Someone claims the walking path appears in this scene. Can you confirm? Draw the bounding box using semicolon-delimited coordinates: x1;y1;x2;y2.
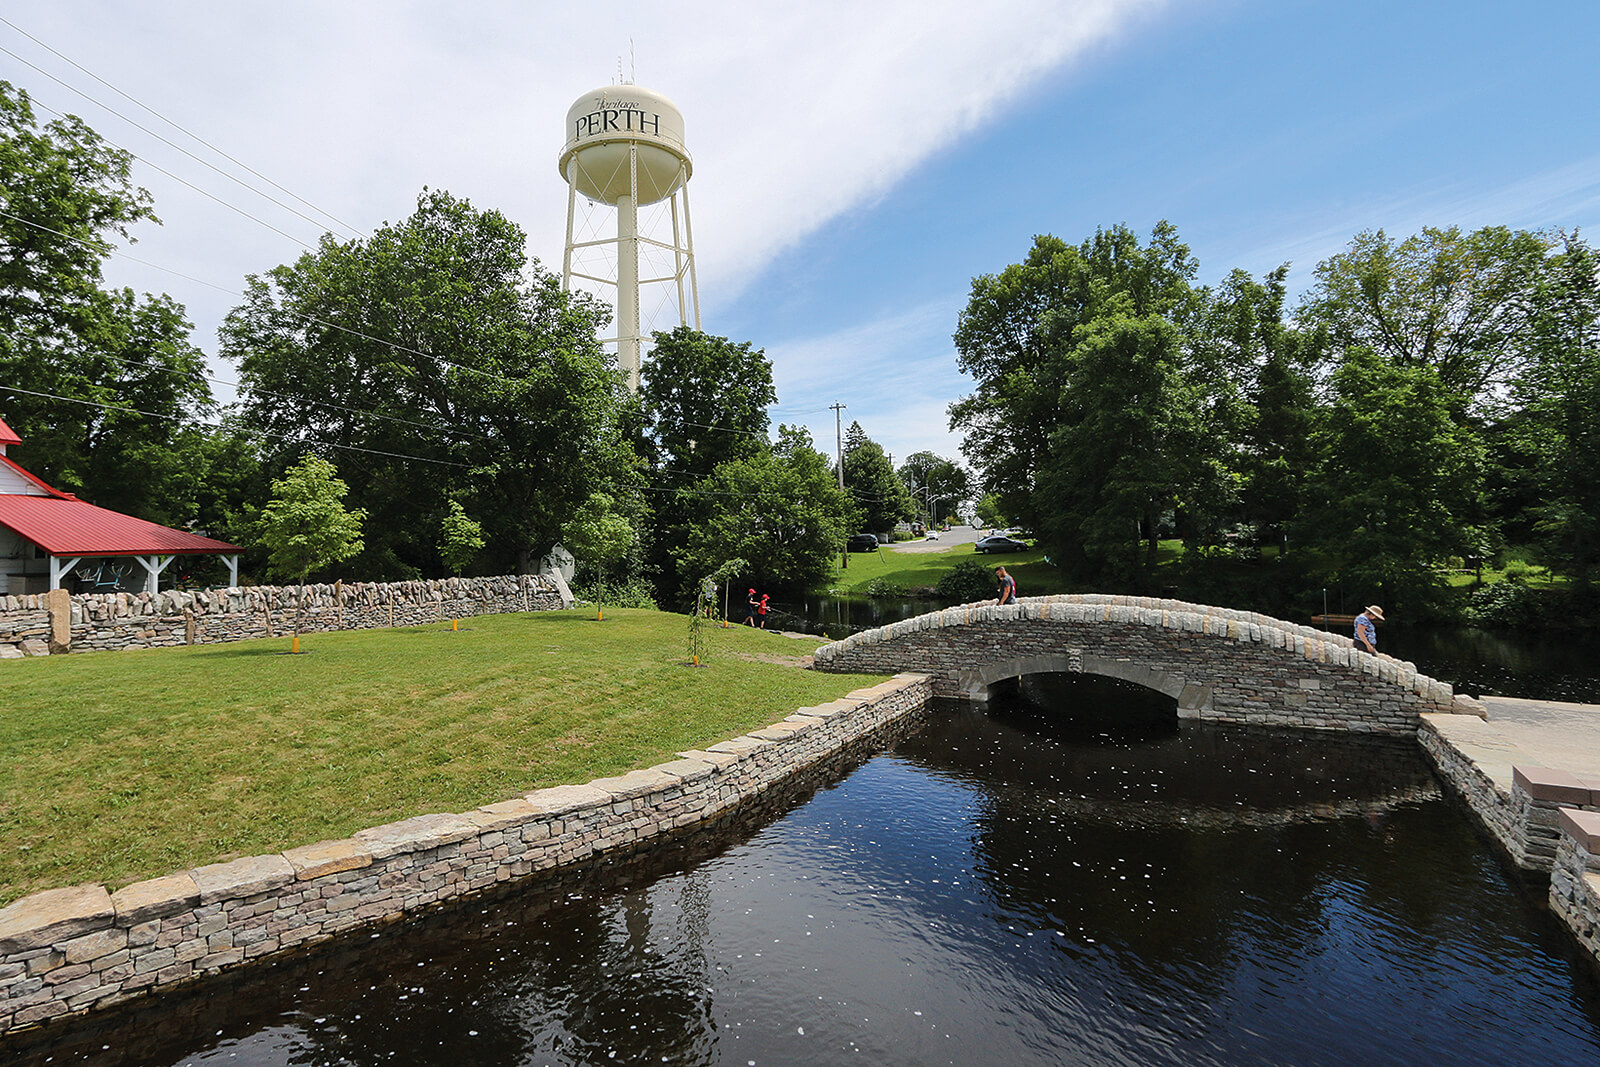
1426;695;1600;791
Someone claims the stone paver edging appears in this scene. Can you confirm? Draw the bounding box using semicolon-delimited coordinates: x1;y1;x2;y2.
0;672;932;1034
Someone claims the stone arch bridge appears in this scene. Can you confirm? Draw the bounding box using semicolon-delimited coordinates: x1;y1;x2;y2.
812;594;1479;736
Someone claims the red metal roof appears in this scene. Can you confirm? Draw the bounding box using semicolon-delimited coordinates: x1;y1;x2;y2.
0;493;242;557
0;417;19;447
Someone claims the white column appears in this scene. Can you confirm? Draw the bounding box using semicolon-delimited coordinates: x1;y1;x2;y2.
135;554;174;593
48;556;81;591
617;144;641;392
225;554;240;588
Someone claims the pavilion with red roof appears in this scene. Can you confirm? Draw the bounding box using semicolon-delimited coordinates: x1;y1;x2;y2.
0;416;242;595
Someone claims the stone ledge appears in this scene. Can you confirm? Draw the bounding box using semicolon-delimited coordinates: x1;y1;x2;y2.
522;783;611;816
0;884;114;954
282;839;373;881
589;768;679;801
353;814;478;860
190;855;295;905
1558;808;1600;854
111;873;199;926
1514;765;1593;806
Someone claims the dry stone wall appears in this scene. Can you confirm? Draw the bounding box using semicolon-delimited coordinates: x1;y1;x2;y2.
1552;809;1600;964
0;672;931;1035
814;593;1464;735
0;575;565;657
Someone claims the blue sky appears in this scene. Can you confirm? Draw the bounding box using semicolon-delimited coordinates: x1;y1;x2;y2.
6;1;1598;476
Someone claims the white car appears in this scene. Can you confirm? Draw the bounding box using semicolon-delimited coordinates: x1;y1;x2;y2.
923;530;940;541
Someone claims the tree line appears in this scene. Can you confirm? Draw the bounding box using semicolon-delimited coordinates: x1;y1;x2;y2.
8;78;1596;623
951;222;1600;620
1;80;959;604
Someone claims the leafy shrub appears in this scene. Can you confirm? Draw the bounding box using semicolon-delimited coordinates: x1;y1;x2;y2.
1467;581;1545;627
866;577;906;598
936;560;996;603
574;578;657;610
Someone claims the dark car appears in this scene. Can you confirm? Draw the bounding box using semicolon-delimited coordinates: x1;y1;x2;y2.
847;534;881;552
974;534;1029;554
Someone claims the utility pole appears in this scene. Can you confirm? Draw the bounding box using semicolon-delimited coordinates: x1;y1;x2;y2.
831;402;847;568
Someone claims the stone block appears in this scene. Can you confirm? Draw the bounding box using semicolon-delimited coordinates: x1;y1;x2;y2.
651;757;714;784
522;783;611;817
354;813;479;860
283;838;373;880
0;883;114;954
589;768;678;801
1514;766;1593;806
1558;808;1600;855
60;926;127;965
190;855;295;905
112;872;199;926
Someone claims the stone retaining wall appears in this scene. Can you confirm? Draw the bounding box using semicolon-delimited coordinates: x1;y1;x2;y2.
0;672;932;1035
1552;810;1600;964
0;574;566;657
815;593;1464;735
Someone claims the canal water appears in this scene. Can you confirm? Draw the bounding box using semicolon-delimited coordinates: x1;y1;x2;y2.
11;688;1600;1065
12;593;1600;1065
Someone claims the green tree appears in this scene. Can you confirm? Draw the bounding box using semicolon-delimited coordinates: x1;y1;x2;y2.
975;492;1007;529
1292;348;1485;608
897;451;971;526
840;422;914;534
562;491;636;619
676;426;853;593
1036;307;1222;580
257;455;366;645
438;501;485;577
0;80;218;523
639;328;777;596
1513;233;1600;582
1299;225;1553;411
222;188;633;578
949;223;1198;534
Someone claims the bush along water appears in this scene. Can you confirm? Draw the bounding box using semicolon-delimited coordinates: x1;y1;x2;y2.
936;560;997;604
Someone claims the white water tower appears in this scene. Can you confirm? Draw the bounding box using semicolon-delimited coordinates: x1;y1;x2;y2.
559;84;700;392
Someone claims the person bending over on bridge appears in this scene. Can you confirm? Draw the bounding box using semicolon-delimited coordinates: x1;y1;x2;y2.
1354;604;1384;653
995;566;1016;606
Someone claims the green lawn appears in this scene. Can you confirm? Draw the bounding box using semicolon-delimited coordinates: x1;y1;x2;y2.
828;540;1065;598
0;609;887;906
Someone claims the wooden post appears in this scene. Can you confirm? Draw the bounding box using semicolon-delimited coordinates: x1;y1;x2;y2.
46;587;70;654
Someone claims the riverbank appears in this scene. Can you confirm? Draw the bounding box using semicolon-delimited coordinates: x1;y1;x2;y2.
0;646;928;1035
0;610;886;907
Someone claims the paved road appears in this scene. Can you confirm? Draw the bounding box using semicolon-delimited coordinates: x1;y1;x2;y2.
885;525;990;554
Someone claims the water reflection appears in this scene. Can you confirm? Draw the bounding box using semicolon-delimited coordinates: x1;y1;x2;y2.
8;696;1600;1066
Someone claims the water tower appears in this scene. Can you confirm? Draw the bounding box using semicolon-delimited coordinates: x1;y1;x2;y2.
559;85;700;392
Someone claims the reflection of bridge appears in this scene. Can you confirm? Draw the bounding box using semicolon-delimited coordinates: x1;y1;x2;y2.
813;594;1475;735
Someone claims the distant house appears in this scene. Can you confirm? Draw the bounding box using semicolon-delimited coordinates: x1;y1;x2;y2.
0;416;242;595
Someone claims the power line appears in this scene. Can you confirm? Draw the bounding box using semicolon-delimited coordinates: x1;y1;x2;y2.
0;28;363;240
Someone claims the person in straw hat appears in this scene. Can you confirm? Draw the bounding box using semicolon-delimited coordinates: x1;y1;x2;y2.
1354;604;1385;654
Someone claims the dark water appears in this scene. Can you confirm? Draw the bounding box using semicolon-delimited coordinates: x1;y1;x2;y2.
10;695;1600;1067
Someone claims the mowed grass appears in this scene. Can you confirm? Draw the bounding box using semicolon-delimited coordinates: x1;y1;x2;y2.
0;609;888;906
829;540;1063;597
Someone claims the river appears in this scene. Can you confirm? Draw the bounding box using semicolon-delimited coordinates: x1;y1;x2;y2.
7;602;1600;1066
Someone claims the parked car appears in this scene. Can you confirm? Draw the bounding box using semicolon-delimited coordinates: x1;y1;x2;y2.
923;530;940;541
847;533;881;552
974;534;1029;554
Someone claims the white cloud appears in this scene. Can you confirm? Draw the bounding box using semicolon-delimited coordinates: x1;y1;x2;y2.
6;0;1166;355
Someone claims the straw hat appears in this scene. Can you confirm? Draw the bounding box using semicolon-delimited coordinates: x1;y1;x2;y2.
1365;605;1385;621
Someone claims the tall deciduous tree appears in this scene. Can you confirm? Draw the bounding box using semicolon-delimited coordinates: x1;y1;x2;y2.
840;422;914;534
949;223;1198;535
0;80;217;522
677;426;853;594
1299;226;1553;411
1514;232;1600;582
639;328;777;596
1292;348;1484;605
222;189;633;577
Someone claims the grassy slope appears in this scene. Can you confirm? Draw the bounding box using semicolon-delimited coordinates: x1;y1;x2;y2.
827;541;1063;598
0;609;886;906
